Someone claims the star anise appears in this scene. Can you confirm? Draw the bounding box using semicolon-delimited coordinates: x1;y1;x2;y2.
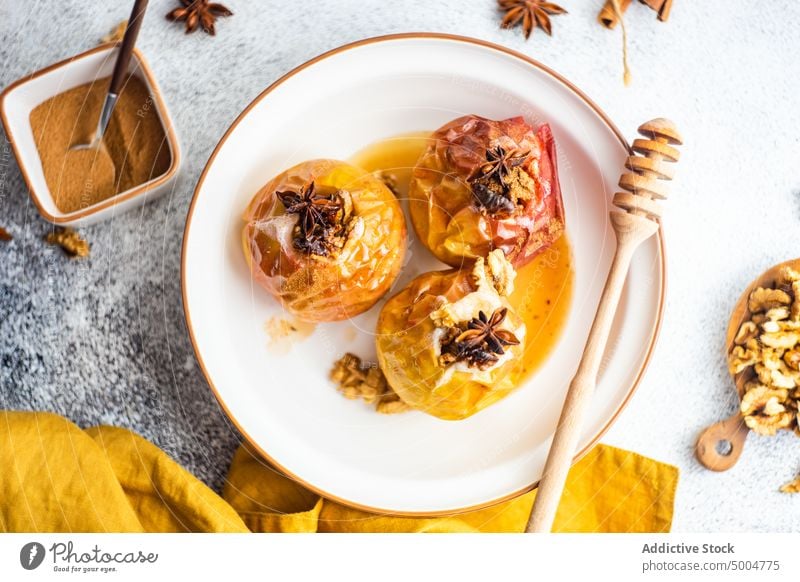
498;0;567;39
277;182;342;234
166;0;233;35
471;145;530;183
440;308;520;370
276;182;347;257
468;145;530;217
457;308;521;353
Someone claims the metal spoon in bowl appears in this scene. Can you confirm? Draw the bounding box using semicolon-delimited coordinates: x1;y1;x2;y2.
71;0;149;155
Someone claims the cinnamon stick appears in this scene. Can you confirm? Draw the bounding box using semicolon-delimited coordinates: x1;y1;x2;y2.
599;0;672;29
640;0;673;21
599;0;632;29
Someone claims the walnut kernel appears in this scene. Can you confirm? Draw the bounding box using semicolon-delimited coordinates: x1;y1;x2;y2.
330;352;408;414
779;475;800;494
45;228;90;258
748;287;791;313
740;383;794;436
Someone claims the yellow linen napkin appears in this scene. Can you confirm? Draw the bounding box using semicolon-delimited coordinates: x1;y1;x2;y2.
0;411;677;533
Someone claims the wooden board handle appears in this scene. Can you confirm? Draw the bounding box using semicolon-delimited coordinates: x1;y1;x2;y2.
695;413;749;472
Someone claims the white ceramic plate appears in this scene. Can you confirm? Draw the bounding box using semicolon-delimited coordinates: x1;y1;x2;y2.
182;34;664;515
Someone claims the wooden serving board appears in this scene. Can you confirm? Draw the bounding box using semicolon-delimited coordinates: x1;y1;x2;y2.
695;258;800;471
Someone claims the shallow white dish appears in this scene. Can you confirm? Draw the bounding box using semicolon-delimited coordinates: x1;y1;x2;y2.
182;34;664;514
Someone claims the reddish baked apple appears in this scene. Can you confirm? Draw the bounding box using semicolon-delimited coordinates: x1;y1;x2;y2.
410;114;564;267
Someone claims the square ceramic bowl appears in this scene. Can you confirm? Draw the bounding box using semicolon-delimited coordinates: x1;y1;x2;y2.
0;44;181;226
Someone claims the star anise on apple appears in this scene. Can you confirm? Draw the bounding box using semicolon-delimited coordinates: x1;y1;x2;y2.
498;0;567;39
276;182;348;257
472;145;530;183
166;0;233;36
439;308;520;370
469;145;530;217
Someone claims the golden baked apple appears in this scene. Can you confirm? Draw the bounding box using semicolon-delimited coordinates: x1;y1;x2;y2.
376;250;526;420
242;159;406;322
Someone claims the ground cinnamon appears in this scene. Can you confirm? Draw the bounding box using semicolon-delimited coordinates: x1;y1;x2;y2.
29;75;170;214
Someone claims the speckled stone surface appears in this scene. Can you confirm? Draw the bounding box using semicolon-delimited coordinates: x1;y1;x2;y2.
1;1;799;532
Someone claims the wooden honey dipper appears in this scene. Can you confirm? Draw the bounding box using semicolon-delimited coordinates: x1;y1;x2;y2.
526;118;683;533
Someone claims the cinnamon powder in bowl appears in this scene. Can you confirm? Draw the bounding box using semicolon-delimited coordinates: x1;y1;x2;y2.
29;74;171;214
1;45;181;226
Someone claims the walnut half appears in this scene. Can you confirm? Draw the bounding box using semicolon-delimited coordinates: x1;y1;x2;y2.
748;287;791;313
733;321;758;345
740;383;794;436
330;353;409;414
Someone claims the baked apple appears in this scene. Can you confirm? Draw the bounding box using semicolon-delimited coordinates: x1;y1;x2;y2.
242;159;406;322
376;250;526;420
409;114;564;267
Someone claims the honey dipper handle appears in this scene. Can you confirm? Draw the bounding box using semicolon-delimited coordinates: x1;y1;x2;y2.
695;413;749;472
526;118;681;533
526;217;656;532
